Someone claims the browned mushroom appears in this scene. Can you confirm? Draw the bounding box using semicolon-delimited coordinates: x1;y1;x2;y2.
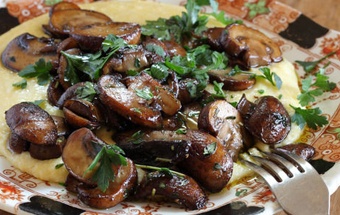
47;76;64;107
203;27;225;52
7;132;29;154
57;48;81;90
77;158;137;209
163;40;187;57
70;22;141;52
220;24;282;69
49;1;80;16
63;99;103;130
198;100;247;161
62;128;101;185
97;74;163;128
276;143;315;161
134;170;207;210
208;69;256;91
1;33;59;72
5;102;58;145
114;130;190;166
102;45;151;74
179;130;233;192
49;9;112;38
237;94;291;145
124;72;181;116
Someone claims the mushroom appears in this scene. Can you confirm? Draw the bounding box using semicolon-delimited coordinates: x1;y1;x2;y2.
63;99;103;130
220;24;282;69
114;130;190;166
62;128;102;185
70;22;141;52
208;69;256;91
179;130;233;193
77;158;137;209
276;143;315;161
198;100;247;161
5;102;62;160
49;9;112;38
5;102;58;145
134;170;207;210
7;132;29;154
97;74;163;128
1;33;59;72
237;94;291;145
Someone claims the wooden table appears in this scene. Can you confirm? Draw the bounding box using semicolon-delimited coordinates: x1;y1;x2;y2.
0;0;339;215
274;2;340;214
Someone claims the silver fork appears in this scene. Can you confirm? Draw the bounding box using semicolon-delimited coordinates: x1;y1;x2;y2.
242;149;330;215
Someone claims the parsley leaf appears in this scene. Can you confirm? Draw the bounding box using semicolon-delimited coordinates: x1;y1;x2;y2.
212;81;226;99
135;87;154;100
84;144;127;192
295;51;336;73
290;105;328;130
141;0;208;44
75;81;97;102
13;58;53;88
298;70;336;107
135;164;185;177
61;34;128;83
258;67;282;89
203;142;217;156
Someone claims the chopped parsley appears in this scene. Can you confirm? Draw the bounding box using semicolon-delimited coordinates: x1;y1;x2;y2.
290;105;328;130
13;58;53;88
295;51;336;73
84;144;127;192
75;81;97;102
61;34;129;83
135;87;154;100
258;67;282;89
203;142;217;156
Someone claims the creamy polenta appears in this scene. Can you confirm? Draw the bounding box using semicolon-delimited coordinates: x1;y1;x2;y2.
0;0;303;184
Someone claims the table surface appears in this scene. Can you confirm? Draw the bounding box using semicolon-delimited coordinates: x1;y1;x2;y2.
0;0;339;214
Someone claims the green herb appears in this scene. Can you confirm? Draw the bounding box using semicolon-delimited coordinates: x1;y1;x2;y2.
12;79;27;89
135;164;185;177
258;67;282;89
61;34;129;83
75;82;97;102
258;89;265;94
145;43;167;58
290;105;328;130
295;51;336;73
131;107;142;114
141;0;208;44
14;58;53;88
212;81;226;99
147;63;169;81
135;87;154;100
55;163;64;169
203;142;217;156
214;163;222;170
175;127;187;134
298;70;336;107
204;0;243;25
84;144;127;192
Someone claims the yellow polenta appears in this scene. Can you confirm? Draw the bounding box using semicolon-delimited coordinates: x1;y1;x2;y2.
0;0;302;183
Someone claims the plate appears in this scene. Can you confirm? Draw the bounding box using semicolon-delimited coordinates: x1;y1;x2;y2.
1;0;340;214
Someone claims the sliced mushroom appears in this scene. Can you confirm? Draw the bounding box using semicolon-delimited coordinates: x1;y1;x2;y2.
47;76;64;107
5;102;58;145
179;130;233;192
7;132;29;154
124;72;181;116
114;130;190;166
62;128;102;185
1;33;59;72
208;69;256;91
277;143;315;161
77;158;137;209
57;48;82;90
220;24;282;68
102;45;151;74
237;94;291;145
198;100;245;161
70;22;141;52
49;9;112;38
29;139;64;160
203;27;225;52
134;170;207;210
56;81;86;108
63;99;102;130
163;40;187;57
49;1;80;16
97;74;162;128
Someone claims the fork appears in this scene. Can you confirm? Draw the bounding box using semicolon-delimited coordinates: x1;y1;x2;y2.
241;149;330;215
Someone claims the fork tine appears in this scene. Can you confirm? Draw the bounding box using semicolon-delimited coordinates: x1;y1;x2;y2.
251;155;289;182
241;159;278;187
263;152;301;177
